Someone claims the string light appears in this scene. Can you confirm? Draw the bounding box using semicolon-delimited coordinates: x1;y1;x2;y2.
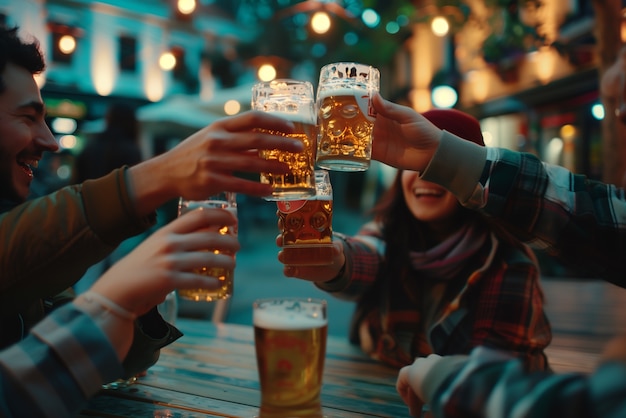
159;52;177;71
58;35;76;54
311;11;331;34
177;0;196;15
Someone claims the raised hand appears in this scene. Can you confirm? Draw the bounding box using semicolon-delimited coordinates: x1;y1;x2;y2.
90;207;238;317
370;94;442;173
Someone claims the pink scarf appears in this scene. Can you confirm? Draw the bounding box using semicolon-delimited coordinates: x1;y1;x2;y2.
409;221;488;280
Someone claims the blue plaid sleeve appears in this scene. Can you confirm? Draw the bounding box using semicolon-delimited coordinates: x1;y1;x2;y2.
473;147;626;285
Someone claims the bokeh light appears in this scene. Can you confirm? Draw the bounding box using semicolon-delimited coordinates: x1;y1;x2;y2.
431;16;450;37
224;99;241;115
58;134;77;149
58;35;76;54
386;21;400;34
258;64;277;81
344;32;358;46
159;52;177;71
361;9;380;28
51;117;77;134
311;11;331;34
431;85;458;108
311;43;327;58
591;103;605;120
177;0;196;15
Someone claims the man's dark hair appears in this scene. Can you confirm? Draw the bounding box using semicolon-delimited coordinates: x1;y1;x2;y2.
0;26;45;93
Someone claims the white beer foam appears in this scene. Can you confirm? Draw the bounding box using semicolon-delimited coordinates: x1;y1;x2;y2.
254;306;327;330
317;86;366;99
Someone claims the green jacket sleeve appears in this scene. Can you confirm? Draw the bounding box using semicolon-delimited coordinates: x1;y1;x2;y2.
0;167;155;312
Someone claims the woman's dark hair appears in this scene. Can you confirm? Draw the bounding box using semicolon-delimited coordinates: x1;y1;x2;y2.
0;26;45;94
370;171;476;285
370;170;528;288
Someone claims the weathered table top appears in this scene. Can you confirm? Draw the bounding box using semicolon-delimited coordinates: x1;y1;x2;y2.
79;318;406;417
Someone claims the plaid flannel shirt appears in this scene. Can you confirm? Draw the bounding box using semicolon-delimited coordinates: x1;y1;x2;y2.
317;221;551;371
416;144;626;418
470;147;626;287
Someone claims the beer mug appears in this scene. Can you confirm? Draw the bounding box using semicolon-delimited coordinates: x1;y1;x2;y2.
253;298;328;417
277;170;333;266
316;62;380;172
177;192;237;302
251;79;317;201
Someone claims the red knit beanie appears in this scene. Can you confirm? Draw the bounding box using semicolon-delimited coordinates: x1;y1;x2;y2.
422;108;484;146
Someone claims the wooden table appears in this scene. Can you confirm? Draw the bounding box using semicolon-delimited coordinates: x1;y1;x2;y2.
79;318;407;417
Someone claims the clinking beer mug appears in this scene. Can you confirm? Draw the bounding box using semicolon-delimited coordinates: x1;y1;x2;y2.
177;192;238;302
316;62;380;172
251;79;317;201
277;170;333;266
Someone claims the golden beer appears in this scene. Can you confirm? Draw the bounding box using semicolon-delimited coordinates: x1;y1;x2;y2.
253;298;328;417
277;198;333;266
177;249;234;302
317;92;375;171
177;197;237;302
252;79;317;201
259;117;317;201
277;170;334;266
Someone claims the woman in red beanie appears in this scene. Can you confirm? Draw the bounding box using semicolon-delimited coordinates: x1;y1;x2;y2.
277;108;551;374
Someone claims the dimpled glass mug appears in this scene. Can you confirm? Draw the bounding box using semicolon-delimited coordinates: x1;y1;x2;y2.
277;170;334;266
253;298;328;418
316;62;380;172
251;79;317;201
177;192;238;302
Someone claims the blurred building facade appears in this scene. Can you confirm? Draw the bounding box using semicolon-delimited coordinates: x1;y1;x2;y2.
0;0;616;186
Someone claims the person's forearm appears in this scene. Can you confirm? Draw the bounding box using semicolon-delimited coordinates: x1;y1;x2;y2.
421;131;488;206
74;292;135;361
0;304;123;417
423;133;626;283
316;229;384;299
426;347;626;418
82;167;156;243
126;155;176;218
0;169;155;312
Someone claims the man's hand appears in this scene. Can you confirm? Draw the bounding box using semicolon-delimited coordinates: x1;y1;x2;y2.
396;354;443;417
129;111;304;216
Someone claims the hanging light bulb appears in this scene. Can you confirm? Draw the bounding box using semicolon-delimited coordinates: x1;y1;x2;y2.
58;34;76;54
258;64;277;82
311;11;331;34
177;0;196;15
431;16;450;37
159;51;177;71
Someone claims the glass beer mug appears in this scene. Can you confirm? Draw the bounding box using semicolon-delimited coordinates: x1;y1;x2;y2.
251;79;317;201
316;62;380;172
177;192;238;302
277;170;334;266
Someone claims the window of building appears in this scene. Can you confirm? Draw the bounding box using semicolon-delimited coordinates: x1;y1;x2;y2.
119;35;137;72
171;45;187;81
51;31;74;65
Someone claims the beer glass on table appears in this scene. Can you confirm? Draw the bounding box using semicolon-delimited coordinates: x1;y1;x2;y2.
277;170;334;266
253;298;328;417
251;79;317;201
177;192;238;302
316;62;380;172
